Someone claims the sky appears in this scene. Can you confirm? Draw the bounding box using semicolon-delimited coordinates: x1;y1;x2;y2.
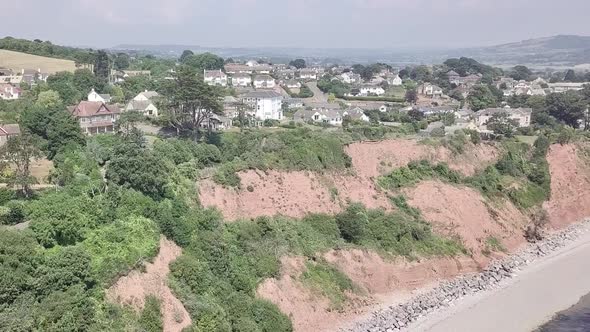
2;0;590;49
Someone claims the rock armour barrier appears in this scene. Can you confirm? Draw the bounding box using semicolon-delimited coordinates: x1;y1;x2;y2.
343;219;590;332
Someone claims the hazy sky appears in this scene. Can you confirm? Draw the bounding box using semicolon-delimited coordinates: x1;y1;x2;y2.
2;0;589;49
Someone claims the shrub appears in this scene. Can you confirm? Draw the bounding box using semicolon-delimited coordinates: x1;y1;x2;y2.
301;260;355;309
335;203;368;244
139;296;163;332
0;200;26;225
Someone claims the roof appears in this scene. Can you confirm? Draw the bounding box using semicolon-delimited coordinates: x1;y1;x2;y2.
204;70;227;78
232;73;251;79
0;124;20;136
69;101;121;117
242;91;282;99
127;100;154;111
475;107;532;117
139;91;159;99
223;96;238;103
253;74;274;81
447;70;460;76
99;94;111;100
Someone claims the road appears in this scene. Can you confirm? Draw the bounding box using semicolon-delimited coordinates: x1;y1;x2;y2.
303;81;329;103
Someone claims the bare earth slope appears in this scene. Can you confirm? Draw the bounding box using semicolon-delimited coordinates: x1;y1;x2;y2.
107;237;191;332
199;139;498;221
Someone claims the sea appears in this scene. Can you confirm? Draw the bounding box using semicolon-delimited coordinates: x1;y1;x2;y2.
536;292;590;331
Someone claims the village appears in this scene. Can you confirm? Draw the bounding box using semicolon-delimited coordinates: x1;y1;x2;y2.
1;52;589;144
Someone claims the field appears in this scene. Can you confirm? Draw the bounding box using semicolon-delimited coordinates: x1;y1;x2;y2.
0;49;77;73
385;85;406;98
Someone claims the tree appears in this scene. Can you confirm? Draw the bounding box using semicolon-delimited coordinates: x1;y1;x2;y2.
564;69;577;82
0;133;43;197
405;89;418;104
35;90;62;110
183;53;224;70
93;50;110;80
289;59;306;69
73;69;100;94
113;53;130;71
161;65;223;139
410;65;432;82
179;50;194;63
467;85;498;111
509;65;533;81
545;91;586;128
485;112;519;137
46;72;81;105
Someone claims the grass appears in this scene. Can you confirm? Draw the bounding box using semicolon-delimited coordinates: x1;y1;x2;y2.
515;135;538;145
301;260;356;310
482;236;507;256
385;85;406;98
0;49;77;74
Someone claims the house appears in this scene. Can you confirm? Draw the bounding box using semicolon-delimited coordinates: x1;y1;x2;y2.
199;113;233;131
548;82;589;93
496;77;516;90
87;88;112;103
340;72;360;84
417;83;443;99
20;69;49;84
283;80;302;89
126;90;160;117
134;90;160;101
455;109;474;120
284;98;304;109
416;106;455;116
359;85;385;96
0;75;23;85
446;70;461;82
242;91;283;120
222;96;239;118
253;75;276;89
204;70;228;87
299;69;317;80
253;64;273;74
0;68;14;76
123;70;151;78
451;74;481;87
68;101;122;135
293;107;369;126
224;63;253;74
0;124;20;146
0;84;21;100
231;73;252;87
475;107;532;129
389;75;403;86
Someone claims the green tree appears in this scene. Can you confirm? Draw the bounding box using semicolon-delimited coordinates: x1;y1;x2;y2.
35;90;62;109
179;50;194;63
183;52;224;70
289;58;306;69
564;69;577;82
73;68;100;94
485;112;519;137
113;53;130;71
93;50;110;80
509;65;533;81
405;88;418;104
0;133;43;197
161;65;223;138
467;85;498;111
138;296;163;332
545;91;586;128
46;71;81;105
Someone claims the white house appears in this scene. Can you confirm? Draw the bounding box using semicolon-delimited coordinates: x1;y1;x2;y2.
417;83;443;99
253;75;276;89
283;80;302;89
299;69;317;80
242;91;283;120
0;84;20;100
340;72;360;84
87;88;111;103
231;73;252;87
125;90;160;117
204;70;228;87
390;75;402;86
475;107;532;129
293;107;369;126
359;85;385;96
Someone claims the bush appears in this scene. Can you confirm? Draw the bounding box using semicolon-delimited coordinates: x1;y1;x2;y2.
301;261;355;309
139;296;163;332
335;203;368;244
0;200;26;225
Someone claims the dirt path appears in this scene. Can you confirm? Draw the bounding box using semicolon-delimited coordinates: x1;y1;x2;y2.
107;237;191;332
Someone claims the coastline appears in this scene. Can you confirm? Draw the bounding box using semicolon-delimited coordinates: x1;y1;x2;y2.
342;219;590;332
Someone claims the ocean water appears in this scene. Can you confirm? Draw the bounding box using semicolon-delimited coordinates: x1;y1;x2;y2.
536;292;590;332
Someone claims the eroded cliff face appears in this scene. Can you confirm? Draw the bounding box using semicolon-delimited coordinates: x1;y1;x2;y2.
199;139;499;221
201;141;590;332
544;143;590;228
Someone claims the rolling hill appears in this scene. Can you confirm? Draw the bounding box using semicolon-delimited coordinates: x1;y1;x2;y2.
0;49;77;74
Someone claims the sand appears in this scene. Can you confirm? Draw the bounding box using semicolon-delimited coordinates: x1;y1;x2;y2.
408;223;590;332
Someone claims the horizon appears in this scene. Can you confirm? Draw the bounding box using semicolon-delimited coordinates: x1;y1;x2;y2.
2;0;590;50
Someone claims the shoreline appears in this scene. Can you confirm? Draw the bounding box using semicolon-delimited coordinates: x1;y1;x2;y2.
342;219;590;332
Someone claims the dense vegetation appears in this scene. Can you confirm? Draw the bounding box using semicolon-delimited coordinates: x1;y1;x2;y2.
379;136;552;210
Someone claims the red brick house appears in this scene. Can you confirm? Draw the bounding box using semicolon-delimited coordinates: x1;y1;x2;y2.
68;101;121;135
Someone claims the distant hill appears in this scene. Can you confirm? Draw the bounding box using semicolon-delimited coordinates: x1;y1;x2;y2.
0;49;77;74
458;35;590;67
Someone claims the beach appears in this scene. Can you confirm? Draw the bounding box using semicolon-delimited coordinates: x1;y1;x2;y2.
407;223;590;332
